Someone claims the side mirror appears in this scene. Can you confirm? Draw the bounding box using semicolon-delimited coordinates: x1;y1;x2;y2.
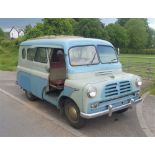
117;48;120;55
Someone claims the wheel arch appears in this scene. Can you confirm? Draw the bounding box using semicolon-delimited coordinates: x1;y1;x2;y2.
58;96;79;111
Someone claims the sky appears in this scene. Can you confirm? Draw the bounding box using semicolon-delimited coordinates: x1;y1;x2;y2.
0;18;155;32
0;18;42;32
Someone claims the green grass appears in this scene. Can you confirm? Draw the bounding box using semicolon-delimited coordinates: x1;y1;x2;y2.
119;54;155;80
0;45;18;71
119;54;155;95
148;84;155;95
119;54;155;65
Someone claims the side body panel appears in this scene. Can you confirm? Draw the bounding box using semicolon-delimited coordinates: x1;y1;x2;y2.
17;46;49;99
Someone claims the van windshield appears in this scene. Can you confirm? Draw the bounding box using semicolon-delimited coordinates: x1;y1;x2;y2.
69;45;118;66
69;46;99;66
97;45;118;64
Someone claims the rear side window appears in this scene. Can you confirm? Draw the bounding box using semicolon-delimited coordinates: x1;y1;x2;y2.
22;48;26;59
34;48;47;63
27;48;36;61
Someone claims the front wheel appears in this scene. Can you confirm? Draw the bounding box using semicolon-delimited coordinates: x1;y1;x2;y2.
64;99;85;129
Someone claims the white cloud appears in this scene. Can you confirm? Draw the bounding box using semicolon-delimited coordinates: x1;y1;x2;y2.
148;18;155;29
101;18;117;25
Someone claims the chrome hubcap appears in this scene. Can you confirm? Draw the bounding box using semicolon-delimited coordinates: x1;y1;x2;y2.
68;106;78;121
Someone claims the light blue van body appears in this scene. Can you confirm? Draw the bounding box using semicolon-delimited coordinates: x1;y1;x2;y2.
17;38;142;119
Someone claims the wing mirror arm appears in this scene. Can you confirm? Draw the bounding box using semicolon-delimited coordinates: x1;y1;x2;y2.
117;48;120;55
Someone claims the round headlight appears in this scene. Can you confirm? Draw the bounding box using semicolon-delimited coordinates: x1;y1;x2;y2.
136;79;142;87
87;86;97;98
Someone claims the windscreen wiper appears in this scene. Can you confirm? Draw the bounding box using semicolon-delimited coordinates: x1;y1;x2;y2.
89;53;97;64
110;58;117;63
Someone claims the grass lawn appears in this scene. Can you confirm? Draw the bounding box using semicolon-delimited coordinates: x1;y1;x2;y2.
119;54;155;62
119;54;155;95
0;45;18;71
119;54;155;65
119;54;155;80
150;86;155;95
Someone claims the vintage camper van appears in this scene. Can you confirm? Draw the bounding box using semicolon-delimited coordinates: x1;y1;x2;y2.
17;37;142;128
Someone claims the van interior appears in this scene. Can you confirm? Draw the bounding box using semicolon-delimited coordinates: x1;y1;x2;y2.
49;48;66;92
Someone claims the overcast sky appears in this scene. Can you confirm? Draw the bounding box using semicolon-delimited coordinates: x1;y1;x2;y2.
0;18;155;32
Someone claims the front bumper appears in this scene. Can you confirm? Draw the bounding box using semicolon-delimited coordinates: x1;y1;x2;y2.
80;97;142;119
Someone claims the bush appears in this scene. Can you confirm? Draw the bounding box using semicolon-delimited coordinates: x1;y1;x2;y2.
120;48;155;55
0;39;15;47
13;37;26;46
0;45;18;71
0;37;5;43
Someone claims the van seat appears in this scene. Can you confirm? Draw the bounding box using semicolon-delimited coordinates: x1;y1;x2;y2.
49;49;66;89
49;79;65;89
50;79;65;85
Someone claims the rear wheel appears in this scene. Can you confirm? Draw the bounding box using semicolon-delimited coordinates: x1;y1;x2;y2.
64;99;85;129
25;90;37;101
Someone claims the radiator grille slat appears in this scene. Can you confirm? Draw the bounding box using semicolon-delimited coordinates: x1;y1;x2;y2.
104;81;131;98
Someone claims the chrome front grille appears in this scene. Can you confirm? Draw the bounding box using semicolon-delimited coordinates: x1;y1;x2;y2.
119;81;131;94
105;83;118;97
104;81;131;98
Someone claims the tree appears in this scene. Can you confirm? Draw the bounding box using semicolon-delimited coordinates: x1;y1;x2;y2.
25;23;44;39
125;19;148;49
117;18;130;26
0;27;5;37
74;18;104;38
25;24;32;34
43;18;74;35
104;24;129;48
148;28;155;48
101;28;110;41
24;19;75;39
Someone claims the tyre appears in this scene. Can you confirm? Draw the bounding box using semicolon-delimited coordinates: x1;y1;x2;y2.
25;90;37;101
116;108;128;114
64;99;85;129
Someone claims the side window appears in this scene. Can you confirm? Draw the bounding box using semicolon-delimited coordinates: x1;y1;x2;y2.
22;48;26;59
27;48;36;61
34;47;47;63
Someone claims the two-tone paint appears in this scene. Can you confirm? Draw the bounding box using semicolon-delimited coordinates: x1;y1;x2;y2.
17;38;142;119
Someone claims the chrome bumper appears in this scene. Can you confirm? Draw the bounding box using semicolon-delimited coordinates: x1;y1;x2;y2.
80;97;142;119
